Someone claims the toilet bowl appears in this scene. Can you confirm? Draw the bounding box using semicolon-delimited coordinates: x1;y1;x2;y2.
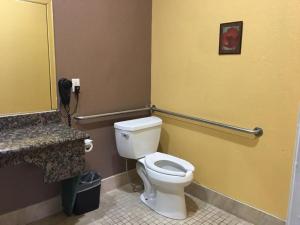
138;152;194;219
114;116;195;220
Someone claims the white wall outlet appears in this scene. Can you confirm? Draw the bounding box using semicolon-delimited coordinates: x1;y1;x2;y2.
71;78;80;92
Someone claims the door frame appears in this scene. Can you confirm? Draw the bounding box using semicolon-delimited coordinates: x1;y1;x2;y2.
287;111;300;225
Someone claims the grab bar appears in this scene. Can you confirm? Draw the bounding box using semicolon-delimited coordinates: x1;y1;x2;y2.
151;106;263;137
74;105;263;137
74;107;151;121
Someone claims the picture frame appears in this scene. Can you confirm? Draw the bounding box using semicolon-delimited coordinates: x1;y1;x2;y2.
219;21;243;55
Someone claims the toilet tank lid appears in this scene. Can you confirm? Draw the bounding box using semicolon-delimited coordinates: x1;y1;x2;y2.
114;116;162;131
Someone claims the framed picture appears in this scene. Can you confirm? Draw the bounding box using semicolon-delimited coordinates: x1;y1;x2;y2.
219;21;243;54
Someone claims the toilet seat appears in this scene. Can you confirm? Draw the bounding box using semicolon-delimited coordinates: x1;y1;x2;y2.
145;152;194;177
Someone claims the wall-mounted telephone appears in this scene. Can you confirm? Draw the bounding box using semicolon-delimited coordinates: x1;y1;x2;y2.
58;78;80;126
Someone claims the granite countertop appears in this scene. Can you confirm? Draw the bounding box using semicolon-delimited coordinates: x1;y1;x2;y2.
0;123;88;153
0;111;89;183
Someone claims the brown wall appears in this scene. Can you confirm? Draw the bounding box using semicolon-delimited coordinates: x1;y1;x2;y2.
53;0;152;177
0;0;152;214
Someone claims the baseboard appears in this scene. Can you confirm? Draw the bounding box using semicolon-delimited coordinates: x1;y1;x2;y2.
0;169;137;225
185;181;286;225
101;169;138;193
0;196;62;225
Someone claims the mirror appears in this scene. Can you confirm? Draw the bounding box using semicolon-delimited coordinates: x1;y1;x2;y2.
0;0;57;115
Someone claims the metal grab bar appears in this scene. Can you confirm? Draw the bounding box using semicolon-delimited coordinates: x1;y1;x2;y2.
74;105;263;137
151;106;263;137
74;107;151;121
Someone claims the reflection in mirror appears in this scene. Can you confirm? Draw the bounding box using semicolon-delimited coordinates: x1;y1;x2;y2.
0;0;57;115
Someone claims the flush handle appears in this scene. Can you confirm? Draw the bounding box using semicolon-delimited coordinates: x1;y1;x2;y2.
121;133;129;139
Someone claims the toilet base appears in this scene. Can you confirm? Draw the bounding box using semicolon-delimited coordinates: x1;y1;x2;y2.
137;158;189;220
140;189;187;220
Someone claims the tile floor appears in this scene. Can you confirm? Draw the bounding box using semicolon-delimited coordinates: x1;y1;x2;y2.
30;185;253;225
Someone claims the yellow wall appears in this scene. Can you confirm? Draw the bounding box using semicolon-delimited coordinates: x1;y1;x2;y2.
0;0;57;115
152;0;300;219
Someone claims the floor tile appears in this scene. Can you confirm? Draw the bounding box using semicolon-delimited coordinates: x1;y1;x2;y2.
30;185;253;225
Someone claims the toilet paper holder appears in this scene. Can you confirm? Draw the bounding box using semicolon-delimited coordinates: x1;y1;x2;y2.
84;139;93;153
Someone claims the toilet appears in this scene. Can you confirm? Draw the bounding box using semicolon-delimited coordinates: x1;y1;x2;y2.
114;116;195;220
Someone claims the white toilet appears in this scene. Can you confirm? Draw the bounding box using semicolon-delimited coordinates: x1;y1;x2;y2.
114;116;195;220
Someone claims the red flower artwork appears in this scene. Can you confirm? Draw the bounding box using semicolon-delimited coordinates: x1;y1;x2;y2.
221;27;240;49
219;21;243;54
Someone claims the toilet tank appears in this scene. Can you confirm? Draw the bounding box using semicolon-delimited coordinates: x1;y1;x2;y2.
114;116;162;159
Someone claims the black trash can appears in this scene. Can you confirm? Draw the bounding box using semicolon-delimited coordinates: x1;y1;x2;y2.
73;171;102;215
